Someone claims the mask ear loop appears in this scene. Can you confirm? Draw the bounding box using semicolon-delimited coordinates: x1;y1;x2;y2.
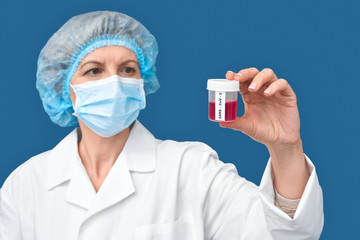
70;84;79;117
139;85;146;110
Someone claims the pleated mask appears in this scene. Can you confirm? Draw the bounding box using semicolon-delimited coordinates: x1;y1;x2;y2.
71;75;146;137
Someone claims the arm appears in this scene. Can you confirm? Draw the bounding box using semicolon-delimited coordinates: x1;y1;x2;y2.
217;68;324;238
259;153;324;239
198;145;323;240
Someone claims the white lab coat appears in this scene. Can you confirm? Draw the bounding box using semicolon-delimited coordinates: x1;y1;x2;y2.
0;120;324;240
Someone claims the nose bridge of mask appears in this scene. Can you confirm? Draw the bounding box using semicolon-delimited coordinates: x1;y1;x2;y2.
70;75;144;92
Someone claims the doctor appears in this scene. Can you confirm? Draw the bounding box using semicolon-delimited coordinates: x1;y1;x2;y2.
0;11;323;239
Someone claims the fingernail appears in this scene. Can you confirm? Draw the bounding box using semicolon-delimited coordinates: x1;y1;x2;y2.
236;72;243;77
264;88;272;94
227;70;234;74
249;82;257;90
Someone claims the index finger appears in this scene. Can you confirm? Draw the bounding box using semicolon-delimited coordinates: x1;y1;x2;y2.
225;68;260;82
234;67;260;82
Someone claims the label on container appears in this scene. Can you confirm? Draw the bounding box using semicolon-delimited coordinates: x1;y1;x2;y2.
215;91;226;121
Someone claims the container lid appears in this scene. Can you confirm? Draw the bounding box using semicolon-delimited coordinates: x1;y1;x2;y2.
207;79;239;91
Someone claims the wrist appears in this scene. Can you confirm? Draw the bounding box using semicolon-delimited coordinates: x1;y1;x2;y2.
267;139;305;168
266;138;304;165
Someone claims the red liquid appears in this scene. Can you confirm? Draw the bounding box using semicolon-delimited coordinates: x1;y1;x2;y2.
208;101;237;122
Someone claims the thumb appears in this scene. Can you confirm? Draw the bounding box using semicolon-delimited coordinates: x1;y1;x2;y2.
219;116;253;134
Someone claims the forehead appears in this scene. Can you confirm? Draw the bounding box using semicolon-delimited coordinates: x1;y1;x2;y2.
81;45;137;63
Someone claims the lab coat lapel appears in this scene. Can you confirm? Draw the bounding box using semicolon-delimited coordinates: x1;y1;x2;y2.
85;152;135;219
46;129;79;191
47;128;97;209
65;159;96;210
47;120;156;218
85;120;156;219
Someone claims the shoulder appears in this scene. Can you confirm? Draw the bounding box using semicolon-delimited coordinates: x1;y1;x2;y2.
153;139;248;202
1;129;77;193
1;150;51;194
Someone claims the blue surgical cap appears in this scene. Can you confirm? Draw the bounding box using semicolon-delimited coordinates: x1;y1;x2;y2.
36;11;159;127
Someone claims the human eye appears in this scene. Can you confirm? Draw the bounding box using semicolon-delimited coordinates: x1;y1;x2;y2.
118;66;138;77
123;67;135;74
85;68;102;76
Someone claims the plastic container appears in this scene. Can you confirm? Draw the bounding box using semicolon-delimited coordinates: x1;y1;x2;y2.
207;79;239;122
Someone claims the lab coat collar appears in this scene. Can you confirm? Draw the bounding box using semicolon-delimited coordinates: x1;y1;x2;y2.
46;120;157;191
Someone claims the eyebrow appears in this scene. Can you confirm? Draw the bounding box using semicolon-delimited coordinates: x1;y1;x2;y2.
79;59;138;70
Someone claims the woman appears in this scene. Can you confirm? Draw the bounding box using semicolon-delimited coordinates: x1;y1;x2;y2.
0;11;323;239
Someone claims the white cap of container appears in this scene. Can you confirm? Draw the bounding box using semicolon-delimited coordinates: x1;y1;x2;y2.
207;79;239;92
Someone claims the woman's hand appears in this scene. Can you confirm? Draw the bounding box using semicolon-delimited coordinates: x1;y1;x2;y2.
222;67;309;199
221;67;300;147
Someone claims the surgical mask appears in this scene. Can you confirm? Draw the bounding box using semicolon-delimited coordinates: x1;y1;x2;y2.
70;75;146;137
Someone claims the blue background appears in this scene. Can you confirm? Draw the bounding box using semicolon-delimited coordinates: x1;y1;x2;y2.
0;0;358;239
